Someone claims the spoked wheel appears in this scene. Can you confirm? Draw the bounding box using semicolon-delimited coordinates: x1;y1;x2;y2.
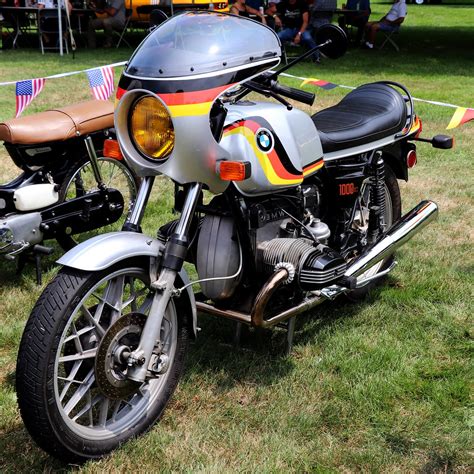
346;164;401;300
56;157;138;251
16;259;189;462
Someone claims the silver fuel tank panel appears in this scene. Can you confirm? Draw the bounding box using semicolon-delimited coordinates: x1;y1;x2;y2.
220;101;324;196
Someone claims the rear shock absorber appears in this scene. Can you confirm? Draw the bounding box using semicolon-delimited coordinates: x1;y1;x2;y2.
367;151;386;243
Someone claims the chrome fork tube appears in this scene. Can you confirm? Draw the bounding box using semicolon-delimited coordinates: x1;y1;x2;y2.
127;183;202;383
124;176;155;231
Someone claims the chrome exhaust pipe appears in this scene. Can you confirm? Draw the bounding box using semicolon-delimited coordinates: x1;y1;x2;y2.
196;201;438;329
345;200;438;280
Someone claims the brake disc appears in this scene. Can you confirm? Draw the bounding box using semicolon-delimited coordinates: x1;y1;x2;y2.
95;312;147;400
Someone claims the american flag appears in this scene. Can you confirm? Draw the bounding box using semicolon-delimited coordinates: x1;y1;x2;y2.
15;79;46;118
86;66;115;101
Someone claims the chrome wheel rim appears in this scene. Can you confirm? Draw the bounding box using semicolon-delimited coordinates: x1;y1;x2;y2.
53;266;177;440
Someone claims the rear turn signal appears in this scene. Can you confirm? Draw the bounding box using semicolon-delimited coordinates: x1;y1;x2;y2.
218;161;251;181
407;149;417;168
103;139;123;160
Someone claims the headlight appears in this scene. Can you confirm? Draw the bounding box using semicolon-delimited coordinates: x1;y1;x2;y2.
130;96;174;160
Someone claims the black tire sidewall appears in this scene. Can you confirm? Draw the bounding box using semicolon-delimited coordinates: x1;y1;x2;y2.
17;259;188;462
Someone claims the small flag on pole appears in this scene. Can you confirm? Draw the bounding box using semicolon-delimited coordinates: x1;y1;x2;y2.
15;78;46;118
86;66;114;101
446;107;474;130
301;78;338;91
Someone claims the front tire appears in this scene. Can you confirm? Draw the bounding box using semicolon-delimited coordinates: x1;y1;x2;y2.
16;259;188;462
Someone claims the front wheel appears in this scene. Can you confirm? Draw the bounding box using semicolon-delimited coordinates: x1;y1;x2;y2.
16;258;189;462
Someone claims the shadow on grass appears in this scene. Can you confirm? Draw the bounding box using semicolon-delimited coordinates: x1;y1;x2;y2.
182;281;386;392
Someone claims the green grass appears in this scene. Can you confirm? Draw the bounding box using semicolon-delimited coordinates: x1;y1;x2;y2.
0;2;473;472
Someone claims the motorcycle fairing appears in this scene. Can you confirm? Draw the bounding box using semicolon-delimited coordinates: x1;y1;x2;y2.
115;13;282;193
220;102;324;196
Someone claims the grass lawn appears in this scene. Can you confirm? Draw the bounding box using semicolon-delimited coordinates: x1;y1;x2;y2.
0;2;473;472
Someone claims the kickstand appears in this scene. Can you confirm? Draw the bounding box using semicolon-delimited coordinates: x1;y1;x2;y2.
286;317;296;356
233;321;242;348
16;245;54;285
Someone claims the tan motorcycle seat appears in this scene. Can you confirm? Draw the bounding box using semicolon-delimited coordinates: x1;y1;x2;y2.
0;100;114;145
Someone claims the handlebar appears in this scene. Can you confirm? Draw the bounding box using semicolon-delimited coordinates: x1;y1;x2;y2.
269;81;315;106
242;75;316;107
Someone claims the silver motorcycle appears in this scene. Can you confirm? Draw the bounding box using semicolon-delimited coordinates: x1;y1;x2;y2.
15;12;453;461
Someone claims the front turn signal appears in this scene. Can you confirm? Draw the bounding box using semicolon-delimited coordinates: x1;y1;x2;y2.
103;139;123;160
217;161;251;181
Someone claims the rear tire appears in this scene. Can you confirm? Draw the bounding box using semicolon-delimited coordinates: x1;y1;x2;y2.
16;258;188;462
345;164;401;301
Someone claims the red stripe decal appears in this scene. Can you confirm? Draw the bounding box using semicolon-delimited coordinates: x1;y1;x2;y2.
160;84;236;106
116;86;127;100
226;120;302;180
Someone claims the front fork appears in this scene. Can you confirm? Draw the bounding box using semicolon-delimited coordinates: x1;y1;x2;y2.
126;182;202;383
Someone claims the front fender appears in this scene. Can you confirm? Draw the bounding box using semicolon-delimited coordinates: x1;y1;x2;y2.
57;232;198;337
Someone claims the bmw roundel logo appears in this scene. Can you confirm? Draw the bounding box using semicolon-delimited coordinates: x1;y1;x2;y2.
256;128;274;153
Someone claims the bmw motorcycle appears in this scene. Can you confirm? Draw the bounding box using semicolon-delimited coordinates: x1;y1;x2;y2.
16;13;453;461
0;100;138;282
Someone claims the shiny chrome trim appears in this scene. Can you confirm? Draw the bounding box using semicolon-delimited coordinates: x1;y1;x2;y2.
345;200;438;279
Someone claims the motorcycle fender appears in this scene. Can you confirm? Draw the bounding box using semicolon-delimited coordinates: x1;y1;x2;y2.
57;231;198;337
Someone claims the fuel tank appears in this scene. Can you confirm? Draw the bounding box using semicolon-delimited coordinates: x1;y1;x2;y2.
220;101;324;196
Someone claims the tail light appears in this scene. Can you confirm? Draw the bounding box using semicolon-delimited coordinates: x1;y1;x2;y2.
407;149;417;168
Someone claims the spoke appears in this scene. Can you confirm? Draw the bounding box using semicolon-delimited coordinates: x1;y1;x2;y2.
98;397;110;427
122;279;148;312
71;392;102;424
111;400;122;422
138;296;153;315
81;305;106;338
63;369;95;416
71;322;84;355
63;325;95;344
90;275;126;324
59;348;97;364
59;360;84;402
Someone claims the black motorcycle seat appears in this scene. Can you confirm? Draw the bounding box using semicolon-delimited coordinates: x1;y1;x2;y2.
312;83;407;154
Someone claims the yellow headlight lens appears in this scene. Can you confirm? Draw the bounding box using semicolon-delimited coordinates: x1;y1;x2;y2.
130;96;174;160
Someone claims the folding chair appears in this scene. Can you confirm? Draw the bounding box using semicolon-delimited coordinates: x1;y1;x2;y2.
379;17;405;52
38;9;69;54
116;0;133;48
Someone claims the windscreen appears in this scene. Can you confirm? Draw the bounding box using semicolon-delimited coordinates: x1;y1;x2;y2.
125;12;282;78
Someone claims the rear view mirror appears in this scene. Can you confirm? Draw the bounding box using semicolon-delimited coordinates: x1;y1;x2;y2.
315;24;348;59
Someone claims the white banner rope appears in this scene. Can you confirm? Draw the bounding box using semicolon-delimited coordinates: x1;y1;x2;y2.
0;61;127;87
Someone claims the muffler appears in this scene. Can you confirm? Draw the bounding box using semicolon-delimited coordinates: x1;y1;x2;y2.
345;200;438;280
196;200;438;328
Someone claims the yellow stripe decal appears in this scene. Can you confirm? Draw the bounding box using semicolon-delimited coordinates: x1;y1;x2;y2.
225;127;303;186
168;102;213;117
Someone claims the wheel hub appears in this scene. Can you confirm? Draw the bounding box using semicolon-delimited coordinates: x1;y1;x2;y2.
95;312;147;400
